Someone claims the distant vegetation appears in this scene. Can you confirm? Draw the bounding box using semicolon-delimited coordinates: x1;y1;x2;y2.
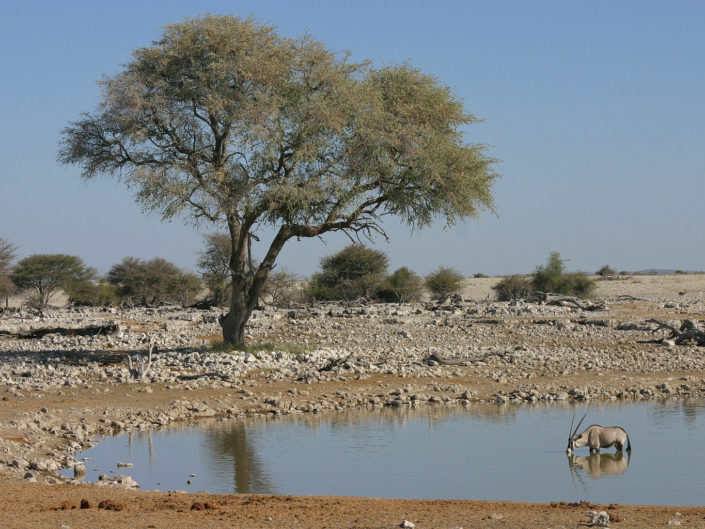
377;266;423;303
107;257;201;306
11;254;96;309
596;264;616;276
494;252;596;301
425;266;464;299
0;237;17;306
307;245;389;301
493;274;532;301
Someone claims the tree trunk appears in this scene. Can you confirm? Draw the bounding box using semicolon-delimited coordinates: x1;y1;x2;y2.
220;306;249;347
218;224;292;346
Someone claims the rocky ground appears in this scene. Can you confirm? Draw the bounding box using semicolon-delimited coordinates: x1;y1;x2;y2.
0;273;704;528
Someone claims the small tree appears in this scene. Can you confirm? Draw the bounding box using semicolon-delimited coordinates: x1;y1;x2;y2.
377;266;423;303
12;254;95;308
261;270;304;307
197;233;233;307
493;274;532;301
0;237;18;307
425;266;464;299
168;271;203;306
308;245;388;301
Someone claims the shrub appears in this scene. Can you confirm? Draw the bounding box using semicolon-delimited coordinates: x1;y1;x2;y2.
107;257;201;305
473;272;488;278
66;280;118;306
562;272;596;298
425;266;464;299
493;274;532;301
532;252;595;299
596;264;616;276
377;267;423;303
307;245;388;301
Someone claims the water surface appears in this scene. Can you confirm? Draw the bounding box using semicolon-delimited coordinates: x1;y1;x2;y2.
66;400;705;505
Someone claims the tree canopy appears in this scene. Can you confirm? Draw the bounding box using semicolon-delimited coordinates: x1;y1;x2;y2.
59;15;498;344
107;257;201;305
11;254;95;308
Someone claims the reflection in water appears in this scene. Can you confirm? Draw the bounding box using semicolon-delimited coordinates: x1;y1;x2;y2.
568;451;630;479
205;421;275;494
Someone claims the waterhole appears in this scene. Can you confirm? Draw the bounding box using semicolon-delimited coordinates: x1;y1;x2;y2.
65;399;705;505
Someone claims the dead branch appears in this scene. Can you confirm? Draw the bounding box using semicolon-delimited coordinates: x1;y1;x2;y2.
647;318;705;346
126;343;154;381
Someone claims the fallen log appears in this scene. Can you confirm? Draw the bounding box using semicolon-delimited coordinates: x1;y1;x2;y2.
0;323;119;339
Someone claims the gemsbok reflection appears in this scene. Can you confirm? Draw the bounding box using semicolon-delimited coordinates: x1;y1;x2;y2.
567;451;630;479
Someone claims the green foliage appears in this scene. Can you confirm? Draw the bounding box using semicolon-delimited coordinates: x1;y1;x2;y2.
493;274;533;301
11;254;95;308
307;245;388;301
66;280;118;306
531;252;595;299
377;266;423;303
59;14;498;345
197;233;232;307
425;266;464;299
473;272;488;278
107;257;201;305
596;264;616;276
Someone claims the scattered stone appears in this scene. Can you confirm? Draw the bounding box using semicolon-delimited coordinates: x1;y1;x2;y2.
400;521;415;528
73;463;87;478
586;510;610;527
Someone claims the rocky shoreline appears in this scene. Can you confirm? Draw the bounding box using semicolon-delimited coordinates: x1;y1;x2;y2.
1;275;704;493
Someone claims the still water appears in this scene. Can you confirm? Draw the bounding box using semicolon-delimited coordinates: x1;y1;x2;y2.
65;400;705;505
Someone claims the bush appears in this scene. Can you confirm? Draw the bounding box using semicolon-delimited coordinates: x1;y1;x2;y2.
107;257;201;305
307;245;388;301
596;264;616;276
532;252;595;299
425;266;464;299
493;274;532;301
376;267;423;303
66;280;118;306
473;272;488;278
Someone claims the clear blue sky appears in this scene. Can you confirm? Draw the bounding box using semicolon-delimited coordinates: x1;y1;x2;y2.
1;1;703;277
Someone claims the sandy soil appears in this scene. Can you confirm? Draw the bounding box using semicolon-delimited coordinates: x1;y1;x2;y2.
1;274;704;528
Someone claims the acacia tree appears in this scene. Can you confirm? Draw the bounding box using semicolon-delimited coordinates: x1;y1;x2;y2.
59;15;498;345
11;254;95;308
